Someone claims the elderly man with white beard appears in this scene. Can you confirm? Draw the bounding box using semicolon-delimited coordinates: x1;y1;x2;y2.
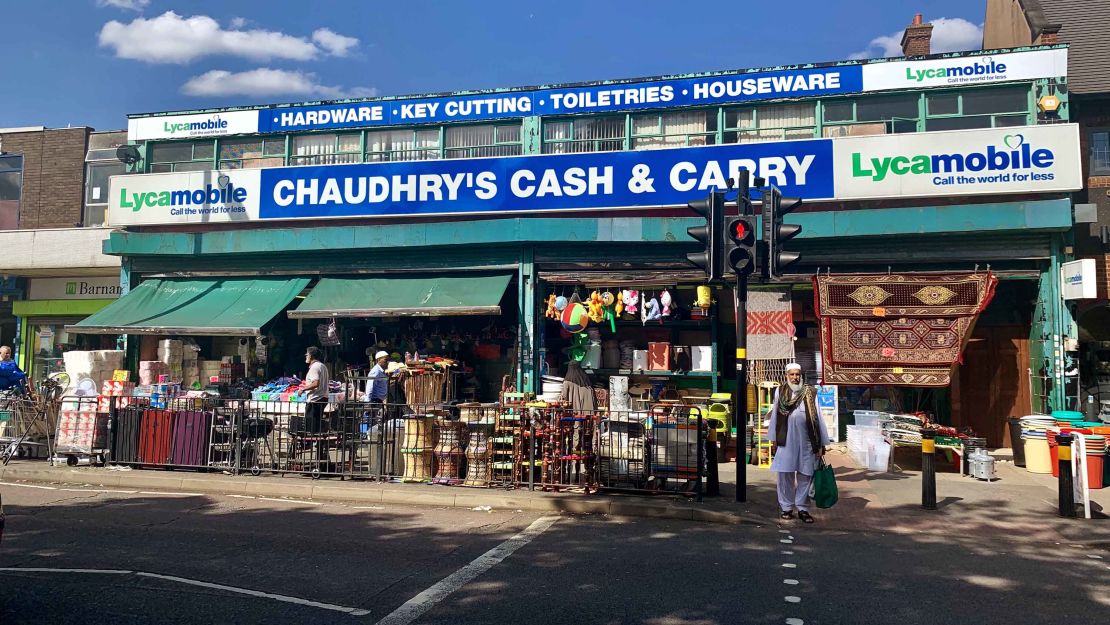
768;363;830;523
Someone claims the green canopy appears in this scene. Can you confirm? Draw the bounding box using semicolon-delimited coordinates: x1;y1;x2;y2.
288;275;512;318
68;277;309;335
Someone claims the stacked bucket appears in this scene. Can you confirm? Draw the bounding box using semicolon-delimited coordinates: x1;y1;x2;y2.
1021;412;1107;489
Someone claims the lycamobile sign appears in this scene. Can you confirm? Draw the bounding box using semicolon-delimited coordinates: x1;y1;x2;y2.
852;134;1054;182
905;59;1005;82
117;177;249;217
833;124;1079;200
164;116;229;135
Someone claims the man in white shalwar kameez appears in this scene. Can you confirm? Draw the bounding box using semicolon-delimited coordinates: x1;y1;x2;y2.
768;363;830;523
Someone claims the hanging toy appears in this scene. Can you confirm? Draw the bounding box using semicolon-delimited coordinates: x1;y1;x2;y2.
660;289;673;318
588;290;605;323
568;332;590;362
601;291;618;333
545;294;559;319
555;295;569;312
622;289;639;317
561;301;590;334
614;291;624;317
643;296;662;323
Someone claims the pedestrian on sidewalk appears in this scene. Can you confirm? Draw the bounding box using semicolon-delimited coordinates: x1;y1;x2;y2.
769;363;830;524
0;346;27;393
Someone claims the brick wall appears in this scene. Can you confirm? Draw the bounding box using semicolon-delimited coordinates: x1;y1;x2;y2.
0;127;90;229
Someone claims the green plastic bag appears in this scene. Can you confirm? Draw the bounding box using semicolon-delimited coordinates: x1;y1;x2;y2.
813;458;838;509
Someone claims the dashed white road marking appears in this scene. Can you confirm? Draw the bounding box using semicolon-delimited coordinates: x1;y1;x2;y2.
0;482;57;490
0;568;370;616
227;495;256;499
1087;554;1103;560
137;491;204;497
786;618;805;625
780;539;793;544
782;563;797;568
778;530;790;534
784;579;799;585
785;596;801;603
782;550;795;555
353;506;385;510
58;488;138;494
373;516;560;625
258;497;320;506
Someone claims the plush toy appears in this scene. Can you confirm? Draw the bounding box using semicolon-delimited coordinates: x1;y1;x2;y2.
622;289;639;316
555;295;569;312
660;290;673;318
600;291;618;333
588;291;605;323
695;285;712;311
642;297;662;323
544;294;559;320
614;292;624;317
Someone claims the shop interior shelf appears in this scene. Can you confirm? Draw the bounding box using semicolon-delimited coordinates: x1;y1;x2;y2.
583;368;714;378
611;319;713;328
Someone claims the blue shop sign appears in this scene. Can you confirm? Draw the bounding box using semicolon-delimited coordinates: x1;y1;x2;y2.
258;66;862;133
258;139;834;220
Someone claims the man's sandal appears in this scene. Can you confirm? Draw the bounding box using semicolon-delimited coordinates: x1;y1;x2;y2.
798;511;815;524
780;510;794;520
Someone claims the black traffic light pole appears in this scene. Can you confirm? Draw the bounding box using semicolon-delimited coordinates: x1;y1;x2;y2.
733;172;753;503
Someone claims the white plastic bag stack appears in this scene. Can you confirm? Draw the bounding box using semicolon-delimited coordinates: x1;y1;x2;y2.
182;342;201;388
62;350;125;396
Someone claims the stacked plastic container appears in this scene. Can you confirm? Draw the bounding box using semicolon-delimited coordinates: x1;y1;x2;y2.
848;410;891;472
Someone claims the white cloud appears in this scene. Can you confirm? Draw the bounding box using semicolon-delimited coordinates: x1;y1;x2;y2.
312;28;359;57
97;11;359;64
181;68;377;99
850;17;983;59
229;17;247;29
97;0;150;10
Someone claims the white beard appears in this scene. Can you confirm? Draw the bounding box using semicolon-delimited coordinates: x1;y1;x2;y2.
788;381;803;393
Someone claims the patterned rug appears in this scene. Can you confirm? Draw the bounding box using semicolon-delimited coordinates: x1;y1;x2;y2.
746;289;794;361
814;272;997;387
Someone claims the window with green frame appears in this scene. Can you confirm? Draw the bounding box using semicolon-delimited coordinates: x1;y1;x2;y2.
218;137;287;169
822;94;920;137
365;128;441;162
290;133;362;166
444;124;522;158
631;110;716;149
149;141;215;172
925;86;1030;131
724;103;816;143
543;117;625;154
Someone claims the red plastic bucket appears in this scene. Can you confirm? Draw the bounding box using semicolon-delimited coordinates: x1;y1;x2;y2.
1086;453;1105;489
1048;435;1060;478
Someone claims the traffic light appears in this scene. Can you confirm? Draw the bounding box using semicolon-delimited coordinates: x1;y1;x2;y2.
724;215;757;276
686;191;725;282
723;170;757;276
763;187;803;279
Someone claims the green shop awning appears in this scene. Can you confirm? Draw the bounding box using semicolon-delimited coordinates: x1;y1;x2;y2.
67;277;310;335
288;275;512;319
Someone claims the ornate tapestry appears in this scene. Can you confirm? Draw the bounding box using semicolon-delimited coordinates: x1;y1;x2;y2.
814;272;997;387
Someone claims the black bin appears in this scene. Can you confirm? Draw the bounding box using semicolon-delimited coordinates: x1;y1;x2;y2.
1008;417;1026;467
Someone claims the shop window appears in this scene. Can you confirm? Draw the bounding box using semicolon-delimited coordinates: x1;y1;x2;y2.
926;116;993;131
856;95;918;122
218;137;286;169
542;117;625;154
1092;130;1110;176
0;154;23;230
444;124;523;158
725;103;815;144
84;161;124;227
149;141;216;173
290;133;362;166
821;95;919;137
961;87;1028;115
631;110;716;150
822;101;854;123
927;93;959;116
365;129;441;162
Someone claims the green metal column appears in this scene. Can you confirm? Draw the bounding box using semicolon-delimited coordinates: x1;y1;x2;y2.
522;116;541;155
1034;234;1075;412
517;245;538;393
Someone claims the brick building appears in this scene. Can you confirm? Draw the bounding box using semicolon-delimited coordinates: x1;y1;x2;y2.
0;126;125;381
985;0;1110;402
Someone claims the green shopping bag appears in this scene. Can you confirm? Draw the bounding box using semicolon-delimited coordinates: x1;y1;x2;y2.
813;458;838;509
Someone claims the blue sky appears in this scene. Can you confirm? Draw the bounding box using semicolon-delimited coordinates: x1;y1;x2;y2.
2;0;986;130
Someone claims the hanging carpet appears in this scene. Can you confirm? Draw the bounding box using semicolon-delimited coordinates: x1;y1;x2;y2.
745;289;794;361
814;272;997;387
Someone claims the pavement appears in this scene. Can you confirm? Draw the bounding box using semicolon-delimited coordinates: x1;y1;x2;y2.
1;445;1108;544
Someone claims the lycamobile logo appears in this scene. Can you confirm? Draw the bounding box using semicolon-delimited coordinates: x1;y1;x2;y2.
852;134;1054;182
906;59;1006;82
119;183;247;212
164;116;229;134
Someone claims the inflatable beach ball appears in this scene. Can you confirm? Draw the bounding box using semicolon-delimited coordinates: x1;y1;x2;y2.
561;302;589;333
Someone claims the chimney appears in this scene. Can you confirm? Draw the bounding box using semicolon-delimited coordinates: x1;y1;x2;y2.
1036;24;1061;45
900;13;933;57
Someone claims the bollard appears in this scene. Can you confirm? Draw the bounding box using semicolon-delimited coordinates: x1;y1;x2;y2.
921;429;937;510
1056;432;1076;518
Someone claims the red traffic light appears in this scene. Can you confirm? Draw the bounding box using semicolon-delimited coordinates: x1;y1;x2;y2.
727;217;755;244
733;220;749;240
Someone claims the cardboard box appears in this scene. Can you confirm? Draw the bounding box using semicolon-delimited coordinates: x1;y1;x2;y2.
632;350;649;372
690;346;713;372
648;342;671;371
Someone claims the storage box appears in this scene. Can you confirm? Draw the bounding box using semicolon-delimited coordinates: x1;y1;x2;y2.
690;346;713;372
632;350;649;372
647;342;672;371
